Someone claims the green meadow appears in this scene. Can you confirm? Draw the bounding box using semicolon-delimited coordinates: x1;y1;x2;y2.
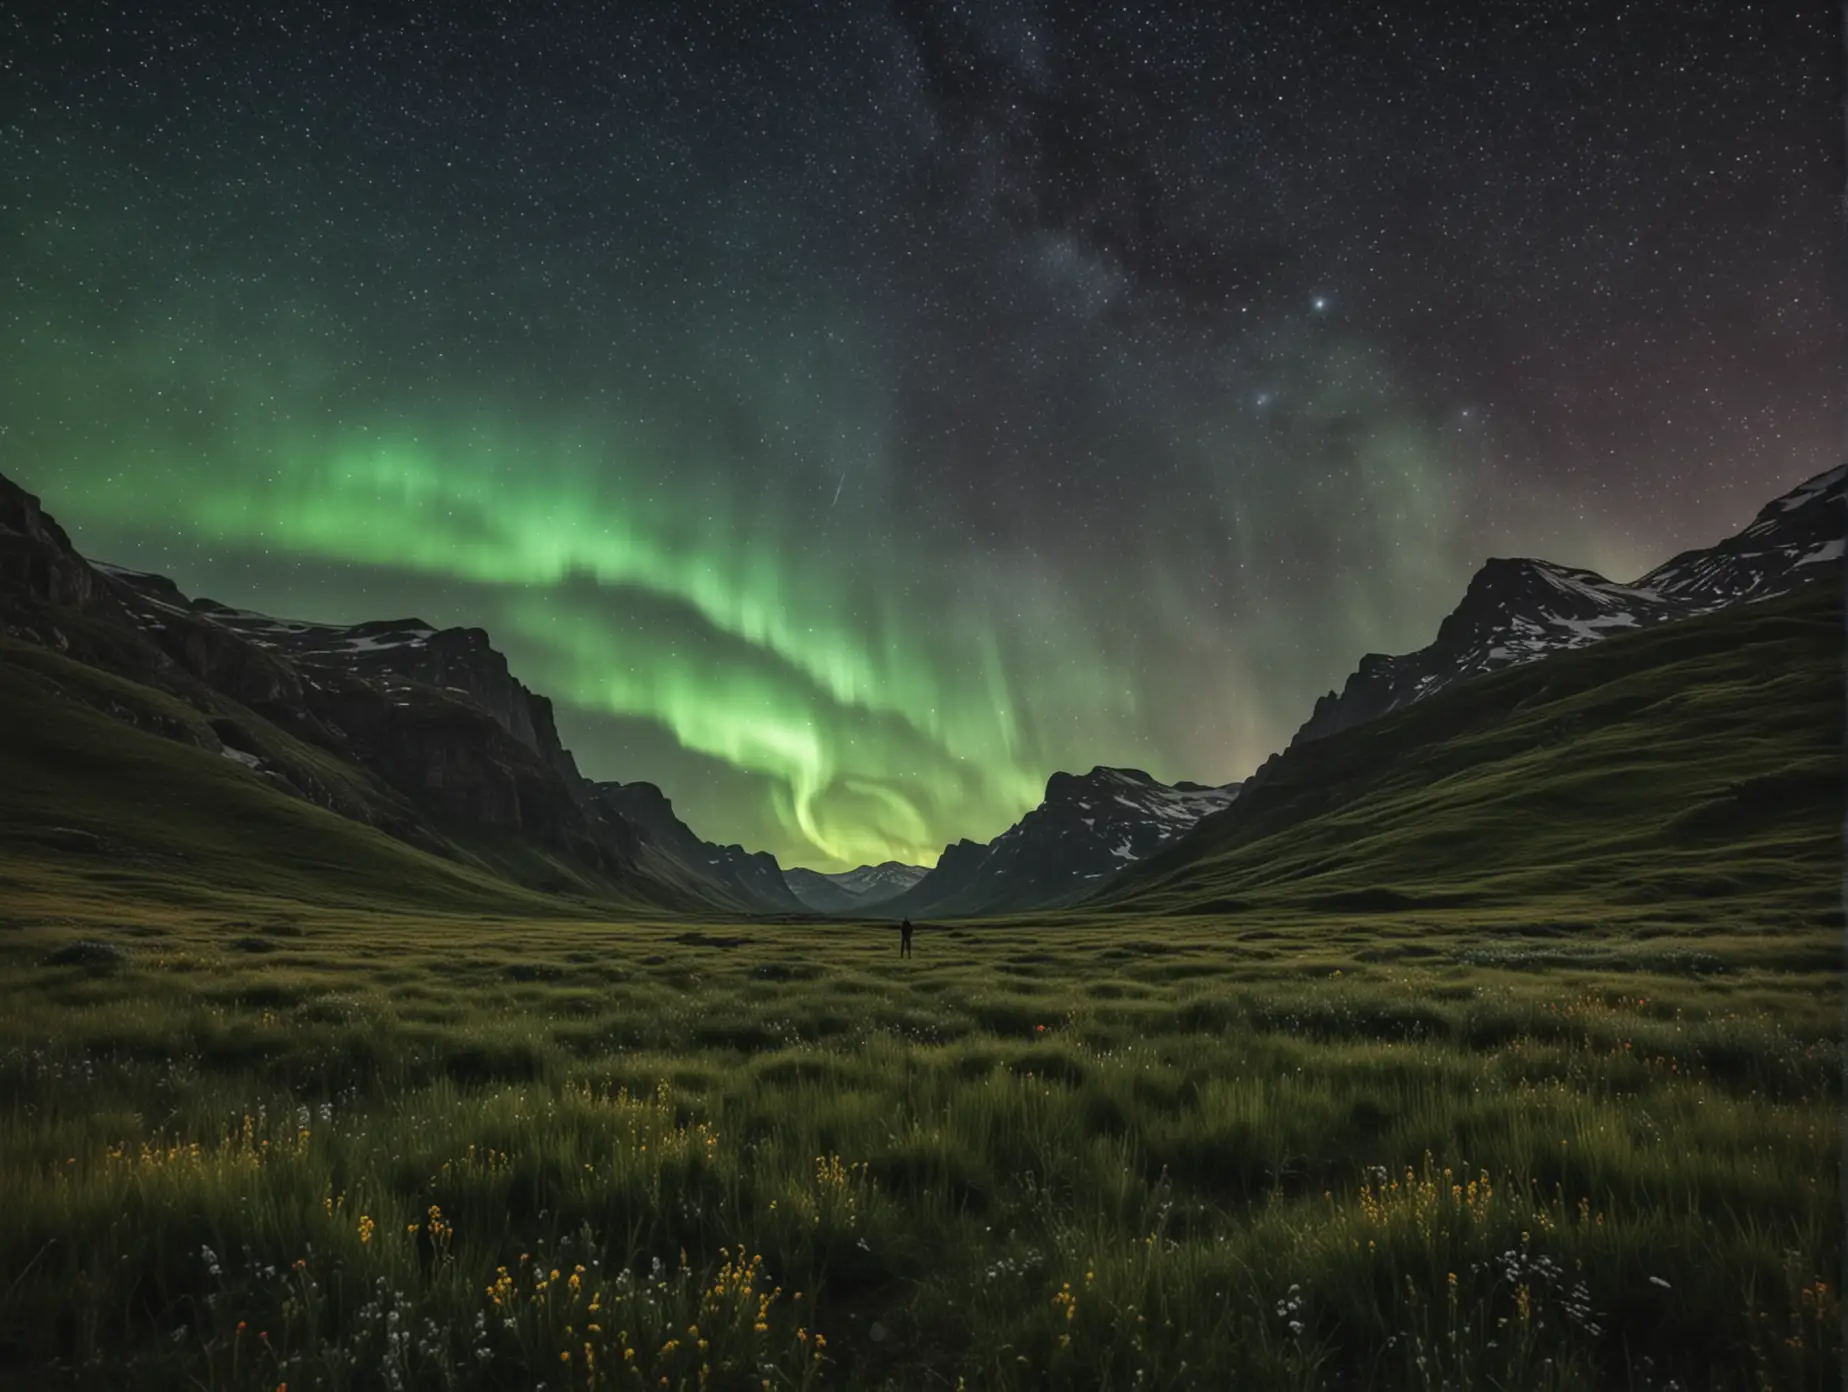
0;902;1838;1390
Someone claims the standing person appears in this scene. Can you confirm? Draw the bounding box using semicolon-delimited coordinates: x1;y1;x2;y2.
900;917;914;958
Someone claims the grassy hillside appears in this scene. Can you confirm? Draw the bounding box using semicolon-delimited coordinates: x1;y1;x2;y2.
0;637;684;924
1100;577;1842;929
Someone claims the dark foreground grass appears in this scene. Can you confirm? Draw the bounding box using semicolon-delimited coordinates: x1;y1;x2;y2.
0;906;1838;1390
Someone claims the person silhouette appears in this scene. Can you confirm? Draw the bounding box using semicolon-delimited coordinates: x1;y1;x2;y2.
899;917;914;958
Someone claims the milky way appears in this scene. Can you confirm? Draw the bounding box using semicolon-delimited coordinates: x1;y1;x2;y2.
4;3;1840;868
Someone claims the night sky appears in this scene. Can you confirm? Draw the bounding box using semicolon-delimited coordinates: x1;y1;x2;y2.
4;3;1841;870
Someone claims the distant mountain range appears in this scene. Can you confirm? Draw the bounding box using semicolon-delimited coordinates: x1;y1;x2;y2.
1291;465;1845;745
3;462;1840;922
877;767;1240;920
783;861;930;914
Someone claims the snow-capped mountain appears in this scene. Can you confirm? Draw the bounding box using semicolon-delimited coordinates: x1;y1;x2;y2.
97;565;595;783
96;565;591;786
1638;463;1845;605
879;767;1240;920
831;861;931;901
1292;464;1845;746
783;860;929;914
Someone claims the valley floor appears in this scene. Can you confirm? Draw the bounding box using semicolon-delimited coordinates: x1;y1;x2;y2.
0;900;1839;1390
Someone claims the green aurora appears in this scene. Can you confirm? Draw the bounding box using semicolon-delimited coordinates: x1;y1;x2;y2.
15;353;1478;871
8;6;1831;869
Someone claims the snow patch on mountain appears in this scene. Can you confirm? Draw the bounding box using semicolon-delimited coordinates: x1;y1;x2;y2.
879;767;1241;919
783;860;930;913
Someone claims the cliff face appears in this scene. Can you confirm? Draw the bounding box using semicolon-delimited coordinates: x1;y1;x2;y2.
143;596;589;792
308;621;586;789
0;477;131;628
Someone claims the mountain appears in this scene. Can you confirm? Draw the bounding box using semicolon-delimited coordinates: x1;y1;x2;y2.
829;861;932;902
781;869;863;914
1096;575;1841;929
101;569;590;788
0;631;622;919
782;860;930;914
1292;464;1845;745
0;470;797;913
881;767;1240;920
94;563;598;811
587;781;807;914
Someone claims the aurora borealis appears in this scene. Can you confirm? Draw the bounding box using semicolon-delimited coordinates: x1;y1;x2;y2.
4;4;1841;869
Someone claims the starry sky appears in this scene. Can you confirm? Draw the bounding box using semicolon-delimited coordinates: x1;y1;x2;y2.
3;2;1841;870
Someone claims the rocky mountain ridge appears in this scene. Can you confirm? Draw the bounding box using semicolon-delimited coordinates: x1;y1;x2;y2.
107;570;589;789
782;860;930;914
1292;464;1845;745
